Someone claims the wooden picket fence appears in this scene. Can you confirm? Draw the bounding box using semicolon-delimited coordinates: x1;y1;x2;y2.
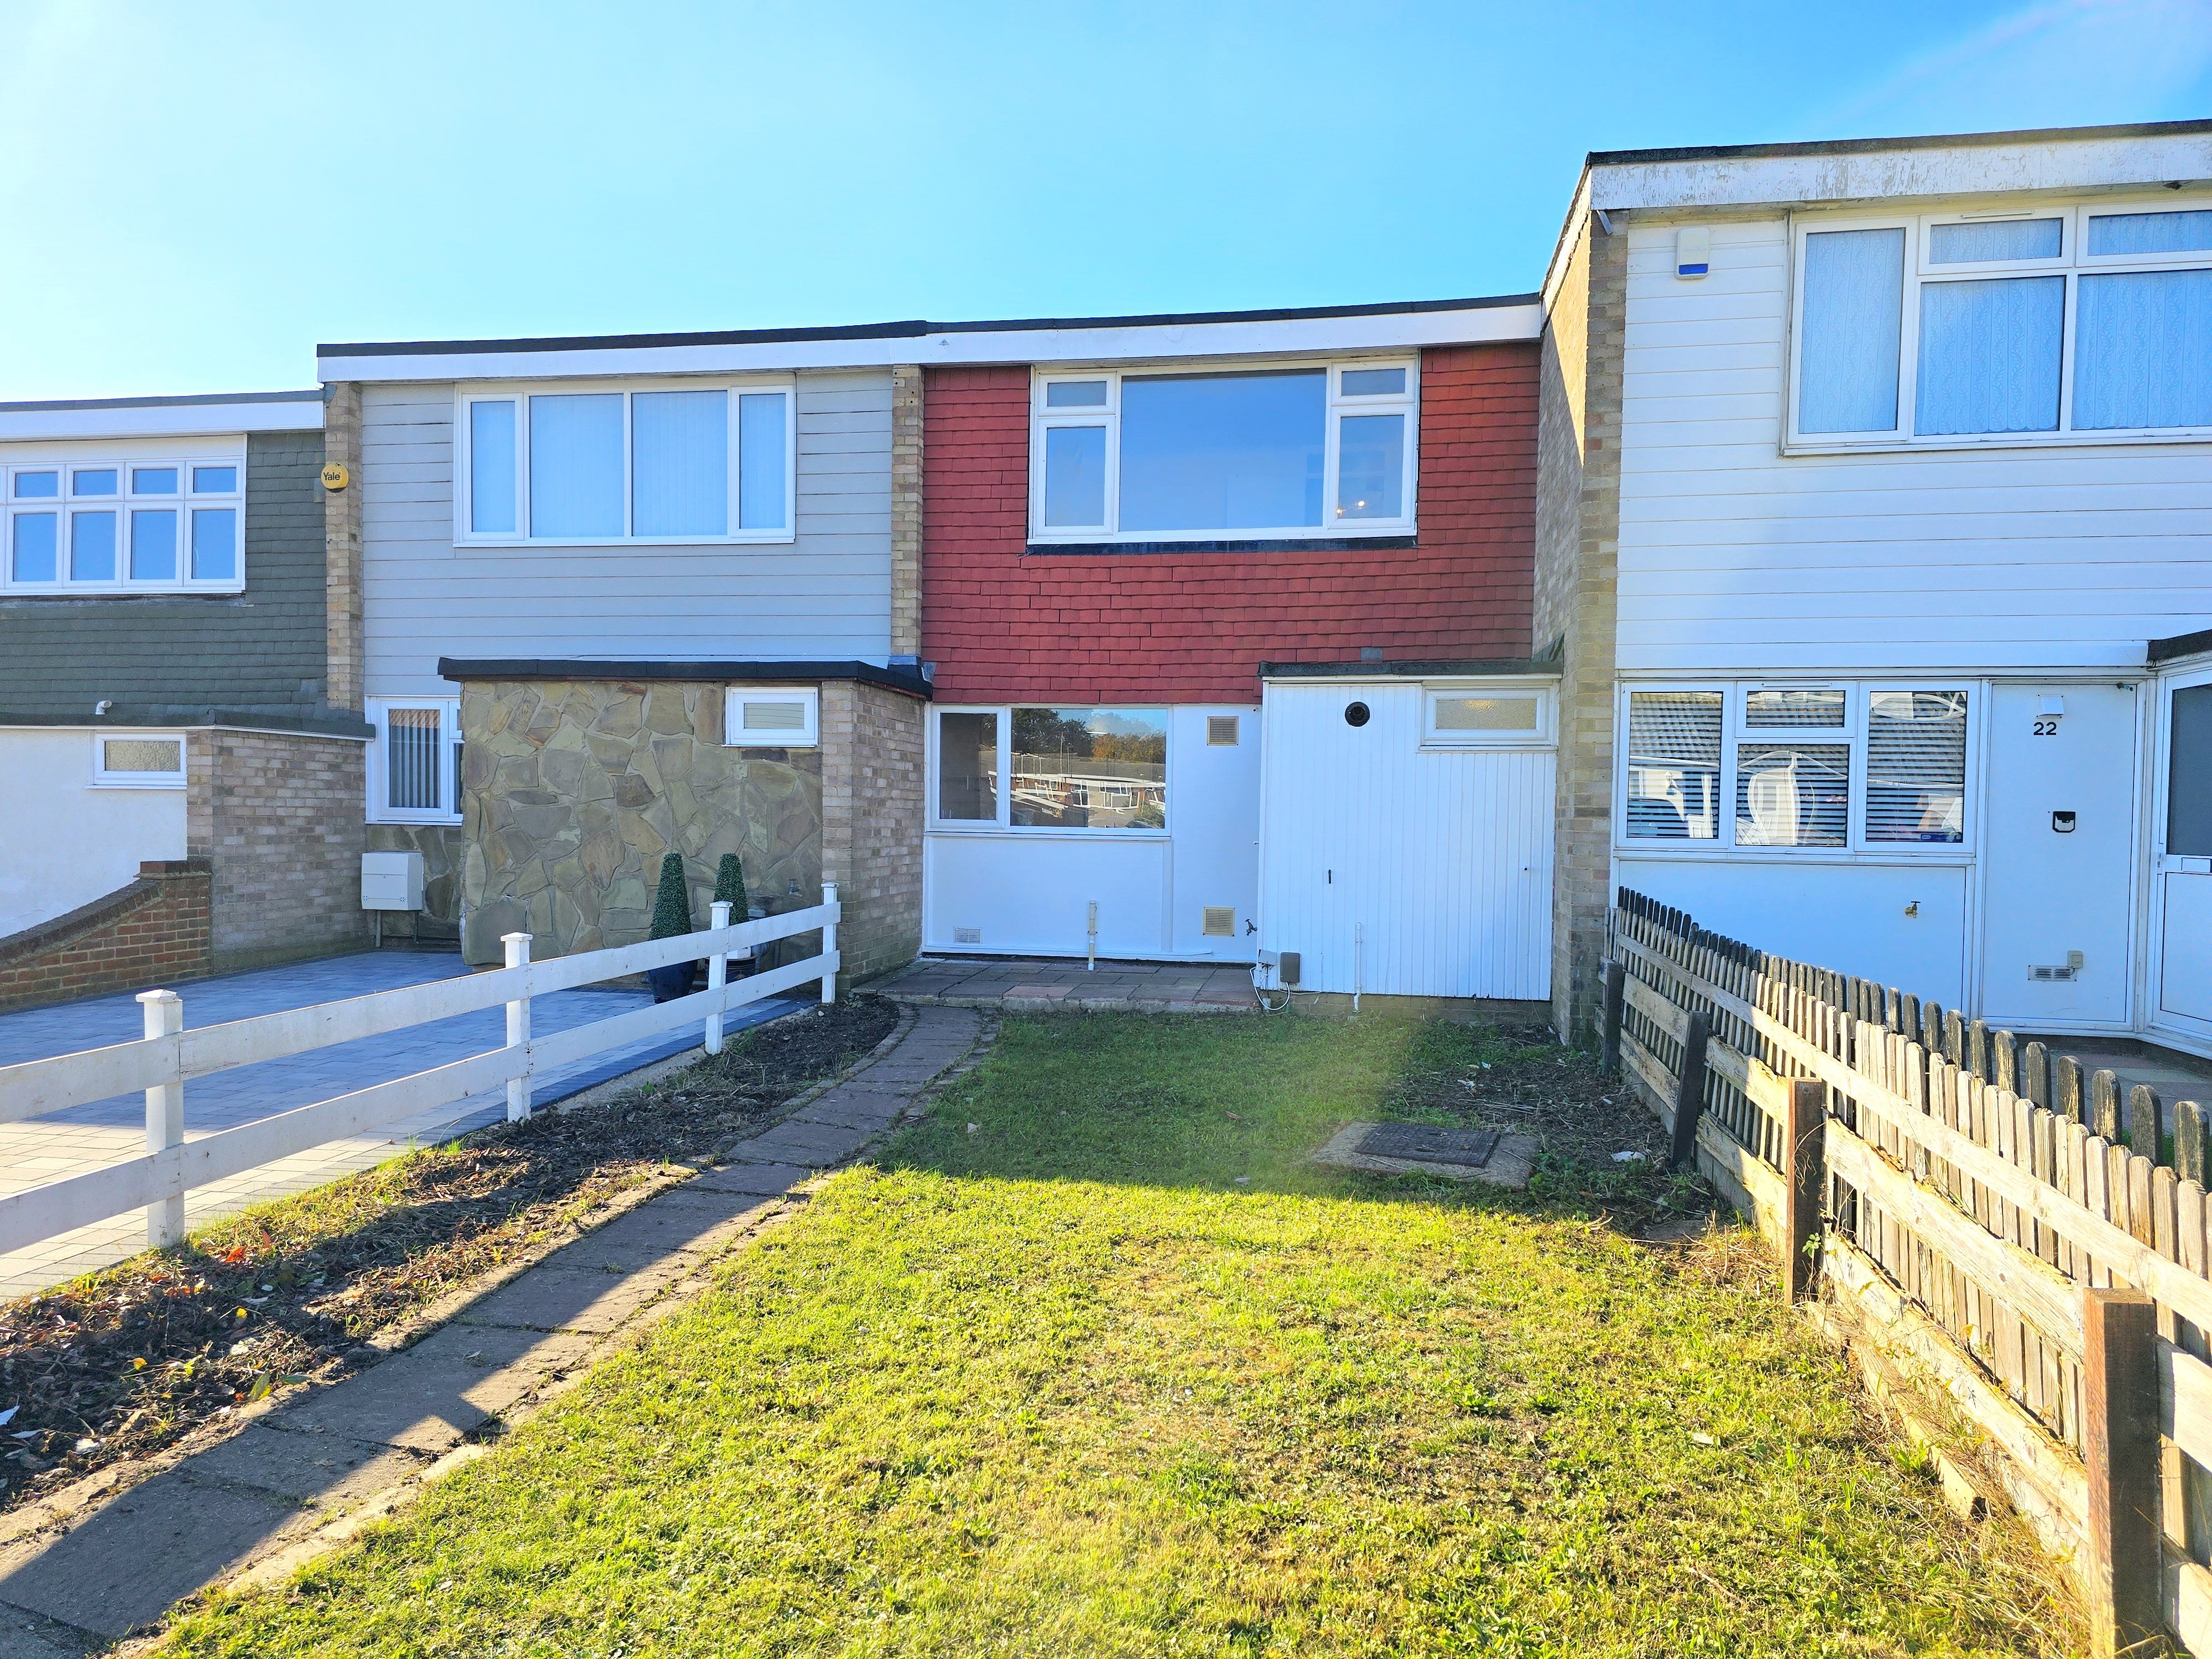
1605;886;2212;1659
0;888;839;1263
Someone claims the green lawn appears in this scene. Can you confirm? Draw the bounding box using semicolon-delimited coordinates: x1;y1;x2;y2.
157;1013;2075;1658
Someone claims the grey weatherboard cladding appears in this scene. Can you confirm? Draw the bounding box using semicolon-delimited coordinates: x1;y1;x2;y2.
0;431;349;730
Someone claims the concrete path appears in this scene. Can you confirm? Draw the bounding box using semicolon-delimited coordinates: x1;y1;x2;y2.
878;953;1256;1012
0;950;799;1298
0;1003;989;1656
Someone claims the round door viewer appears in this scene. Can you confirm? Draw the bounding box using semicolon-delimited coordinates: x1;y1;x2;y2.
1344;701;1371;728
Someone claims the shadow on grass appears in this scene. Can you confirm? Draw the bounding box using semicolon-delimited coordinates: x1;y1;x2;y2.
874;1009;1712;1234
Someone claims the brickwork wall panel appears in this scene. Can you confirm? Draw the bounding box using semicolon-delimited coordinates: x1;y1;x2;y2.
189;730;372;970
0;864;212;1012
920;347;1538;705
820;681;923;986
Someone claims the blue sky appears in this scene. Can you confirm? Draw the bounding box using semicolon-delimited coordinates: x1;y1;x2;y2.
1;0;2208;398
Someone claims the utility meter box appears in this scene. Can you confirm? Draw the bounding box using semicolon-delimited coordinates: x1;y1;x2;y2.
362;849;425;912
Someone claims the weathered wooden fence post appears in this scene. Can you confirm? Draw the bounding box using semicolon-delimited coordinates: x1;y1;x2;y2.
1782;1077;1825;1302
2179;1100;2208;1186
1600;958;1625;1075
2091;1069;2124;1144
706;900;731;1056
2083;1287;2160;1658
2056;1054;2086;1125
138;989;184;1248
503;931;534;1122
1670;1011;1710;1172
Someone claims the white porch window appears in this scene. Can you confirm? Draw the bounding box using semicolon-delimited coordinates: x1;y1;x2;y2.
724;687;820;749
90;732;186;789
366;698;463;824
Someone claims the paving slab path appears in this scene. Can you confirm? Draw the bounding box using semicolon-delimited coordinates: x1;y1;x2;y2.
0;1003;990;1657
877;954;1256;1013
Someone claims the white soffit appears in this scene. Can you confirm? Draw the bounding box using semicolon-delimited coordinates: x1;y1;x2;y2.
316;303;1544;384
0;392;324;442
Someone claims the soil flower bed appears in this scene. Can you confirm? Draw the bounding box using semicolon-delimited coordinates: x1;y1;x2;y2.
0;993;897;1515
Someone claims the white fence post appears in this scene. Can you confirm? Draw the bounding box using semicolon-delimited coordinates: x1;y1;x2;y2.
821;881;839;1006
138;989;185;1248
706;900;731;1054
504;931;534;1121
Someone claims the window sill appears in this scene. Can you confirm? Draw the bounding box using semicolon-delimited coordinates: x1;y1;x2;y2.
90;779;186;790
926;824;1171;841
1615;841;1973;865
368;815;464;828
1785;427;2212;457
1024;534;1416;556
2;585;247;599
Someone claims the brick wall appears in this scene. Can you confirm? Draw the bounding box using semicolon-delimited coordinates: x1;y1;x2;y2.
820;680;924;985
1534;220;1627;1041
0;860;211;1012
890;365;924;657
189;729;372;971
920;345;1538;703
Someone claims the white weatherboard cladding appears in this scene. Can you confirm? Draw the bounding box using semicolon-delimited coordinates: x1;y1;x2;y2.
359;372;893;697
1258;682;1553;1000
0;730;187;935
1616;218;2212;675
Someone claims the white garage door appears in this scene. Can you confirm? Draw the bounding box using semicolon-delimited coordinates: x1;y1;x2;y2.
1258;678;1554;1000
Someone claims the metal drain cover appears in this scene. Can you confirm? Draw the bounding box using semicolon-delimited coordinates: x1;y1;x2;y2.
1355;1123;1504;1167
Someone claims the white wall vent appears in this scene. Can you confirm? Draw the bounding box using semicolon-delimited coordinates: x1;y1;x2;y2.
1207;716;1240;746
726;686;820;749
953;926;983;945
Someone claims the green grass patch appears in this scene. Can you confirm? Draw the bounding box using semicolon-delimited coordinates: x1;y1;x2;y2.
156;1013;2077;1657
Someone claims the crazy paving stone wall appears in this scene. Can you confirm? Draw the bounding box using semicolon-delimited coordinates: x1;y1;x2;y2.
457;679;821;965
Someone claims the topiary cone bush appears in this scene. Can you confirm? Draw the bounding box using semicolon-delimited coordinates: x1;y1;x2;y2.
645;853;699;1003
713;853;748;917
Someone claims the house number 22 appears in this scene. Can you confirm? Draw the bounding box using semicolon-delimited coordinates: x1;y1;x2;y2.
2032;719;2060;736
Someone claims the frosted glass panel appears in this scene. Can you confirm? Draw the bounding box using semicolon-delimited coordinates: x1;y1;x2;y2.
2074;269;2212;430
633;390;727;537
2088;210;2212;257
737;392;787;531
190;507;237;580
1916;276;2063;435
1119;370;1324;531
11;513;56;581
1042;426;1106;528
71;511;117;580
1334;413;1403;520
1798;228;1903;434
468;400;517;534
1927;218;2061;263
529;393;623;538
130;508;178;580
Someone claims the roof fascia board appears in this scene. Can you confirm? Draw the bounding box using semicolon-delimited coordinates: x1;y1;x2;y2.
1540;168;1594;318
1585;131;2212;216
0;395;324;442
317;305;1542;384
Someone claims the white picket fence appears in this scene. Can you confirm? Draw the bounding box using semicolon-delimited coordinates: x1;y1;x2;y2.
0;885;840;1260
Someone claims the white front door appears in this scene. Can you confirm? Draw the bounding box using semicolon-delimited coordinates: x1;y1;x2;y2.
1979;682;2140;1029
2153;668;2212;1042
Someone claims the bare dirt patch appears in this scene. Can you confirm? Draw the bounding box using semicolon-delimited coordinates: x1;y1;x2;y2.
0;993;898;1516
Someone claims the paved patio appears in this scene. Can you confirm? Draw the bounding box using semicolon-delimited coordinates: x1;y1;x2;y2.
875;955;1257;1012
0;949;799;1298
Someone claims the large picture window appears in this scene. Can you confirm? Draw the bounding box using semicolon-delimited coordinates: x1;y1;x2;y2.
1790;201;2212;448
1621;684;1970;854
458;380;794;544
1030;359;1416;544
2;453;244;594
930;706;1168;832
366;698;463;825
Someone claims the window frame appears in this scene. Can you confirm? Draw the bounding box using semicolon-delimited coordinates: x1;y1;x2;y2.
1419;682;1557;750
1026;356;1420;546
926;703;1172;837
1;450;246;596
89;730;187;789
724;686;820;750
1615;681;1977;858
1786;197;2212;453
364;696;463;826
454;377;799;548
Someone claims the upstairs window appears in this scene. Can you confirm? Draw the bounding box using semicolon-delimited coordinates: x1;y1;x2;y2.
458;380;794;544
366;698;463;825
1030;359;1416;544
1791;201;2212;447
2;453;244;594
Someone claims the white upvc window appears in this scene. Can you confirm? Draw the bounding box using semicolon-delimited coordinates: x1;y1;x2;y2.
1788;198;2212;451
456;378;797;545
366;697;463;824
724;686;820;749
1421;684;1556;749
1028;357;1418;544
90;731;186;788
2;454;244;595
1618;682;1974;855
928;705;1170;833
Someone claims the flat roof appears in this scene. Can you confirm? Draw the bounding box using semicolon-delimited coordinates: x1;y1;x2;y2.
1586;115;2212;171
0;389;326;442
436;657;933;697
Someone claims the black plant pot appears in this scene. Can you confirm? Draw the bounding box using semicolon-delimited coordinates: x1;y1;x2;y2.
646;961;700;1004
